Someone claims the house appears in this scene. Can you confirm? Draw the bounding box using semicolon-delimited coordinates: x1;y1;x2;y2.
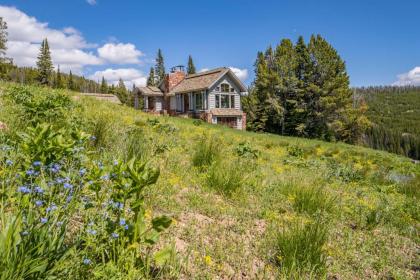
134;66;248;130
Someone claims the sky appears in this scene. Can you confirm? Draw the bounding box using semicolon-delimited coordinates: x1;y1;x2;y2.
1;0;420;88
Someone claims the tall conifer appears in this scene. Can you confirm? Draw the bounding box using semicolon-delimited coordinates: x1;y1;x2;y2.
155;49;165;85
36;38;53;85
187;55;196;74
147;67;156;86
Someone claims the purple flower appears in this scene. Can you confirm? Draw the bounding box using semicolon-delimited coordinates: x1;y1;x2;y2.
49;163;61;173
32;161;42;167
83;258;92;265
46;203;57;212
79;168;87;176
87;229;97;235
119;218;126;226
113;160;119;166
5;159;13;166
56;177;65;184
63;183;73;189
100;174;110;181
66;195;73;203
26;169;35;176
40;217;48;224
35;200;43;207
18;186;31;194
111;232;119;239
34;186;44;194
124;225;129;230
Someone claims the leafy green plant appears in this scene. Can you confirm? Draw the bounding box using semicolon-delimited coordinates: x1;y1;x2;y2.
287;145;304;158
205;160;244;196
275;219;329;277
235;142;259;159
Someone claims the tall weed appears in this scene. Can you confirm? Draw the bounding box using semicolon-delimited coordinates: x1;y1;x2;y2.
192;135;221;170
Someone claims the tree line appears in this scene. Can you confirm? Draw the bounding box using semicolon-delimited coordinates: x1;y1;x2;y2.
243;35;369;144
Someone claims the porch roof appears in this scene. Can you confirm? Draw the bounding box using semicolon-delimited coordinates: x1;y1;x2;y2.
137;86;163;96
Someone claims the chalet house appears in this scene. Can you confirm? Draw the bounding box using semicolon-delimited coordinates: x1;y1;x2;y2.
134;67;248;130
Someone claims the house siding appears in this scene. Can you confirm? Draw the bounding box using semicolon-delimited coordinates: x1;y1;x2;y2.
155;97;163;111
208;93;216;109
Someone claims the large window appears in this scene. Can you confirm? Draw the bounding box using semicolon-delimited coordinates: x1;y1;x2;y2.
215;94;235;109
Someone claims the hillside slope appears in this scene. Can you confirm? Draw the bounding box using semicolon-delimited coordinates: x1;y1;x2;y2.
0;84;419;279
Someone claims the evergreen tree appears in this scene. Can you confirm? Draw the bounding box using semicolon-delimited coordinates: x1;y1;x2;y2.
155;49;165;85
36;39;53;85
100;76;108;93
67;70;74;90
0;17;7;59
147;67;156;86
54;65;63;89
187;55;196;74
116;78;128;104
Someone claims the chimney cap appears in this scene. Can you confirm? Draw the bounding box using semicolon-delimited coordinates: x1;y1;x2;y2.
170;65;185;73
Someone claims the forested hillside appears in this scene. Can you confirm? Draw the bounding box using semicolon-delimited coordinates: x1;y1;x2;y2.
356;86;420;160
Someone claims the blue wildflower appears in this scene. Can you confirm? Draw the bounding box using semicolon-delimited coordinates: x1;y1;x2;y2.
113;160;119;166
49;163;61;173
18;186;31;194
26;169;35;176
46;203;57;212
66;195;73;203
100;174;109;181
34;186;44;194
63;183;73;189
79;168;87;176
32;161;42;167
111;232;119;239
56;177;65;184
35;200;43;207
124;224;129;230
83;258;92;265
87;229;97;235
119;218;126;226
21;231;29;236
56;221;63;227
5;159;13;166
89;135;97;141
40;217;48;224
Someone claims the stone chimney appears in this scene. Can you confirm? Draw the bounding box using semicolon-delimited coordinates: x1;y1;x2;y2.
163;66;186;93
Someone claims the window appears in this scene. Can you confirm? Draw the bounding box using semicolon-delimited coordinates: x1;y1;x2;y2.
230;87;235;93
221;83;230;93
230;95;235;108
215;94;220;108
221;94;229;108
195;92;203;110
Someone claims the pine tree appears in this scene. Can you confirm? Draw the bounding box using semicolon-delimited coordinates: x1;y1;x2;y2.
0;17;7;59
147;67;156;86
187;55;196;74
100;76;108;93
155;49;165;85
116;78;127;104
67;70;74;90
36;38;53;85
55;65;63;89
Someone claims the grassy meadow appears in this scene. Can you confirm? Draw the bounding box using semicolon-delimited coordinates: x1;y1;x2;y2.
0;83;419;279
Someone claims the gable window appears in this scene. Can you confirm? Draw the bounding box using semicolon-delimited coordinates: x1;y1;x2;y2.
221;83;230;93
221;94;229;108
215;93;236;109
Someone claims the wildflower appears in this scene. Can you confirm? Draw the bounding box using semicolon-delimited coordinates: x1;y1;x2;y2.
34;186;44;194
111;232;119;239
66;195;73;203
119;218;126;226
49;163;61;173
124;224;129;230
113;160;119;166
87;229;97;235
26;169;35;176
32;161;42;167
83;258;92;265
5;159;13;166
40;217;48;224
63;183;73;189
113;202;124;210
46;203;57;212
21;231;29;236
79;168;87;176
204;255;213;266
56;221;64;227
35;200;43;207
18;186;31;194
89;135;97;141
87;180;93;185
56;177;65;184
100;174;110;181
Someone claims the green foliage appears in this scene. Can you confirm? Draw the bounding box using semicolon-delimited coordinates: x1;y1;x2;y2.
192;135;221;169
235;142;259;158
155;49;165;85
36;39;53;85
187;55;196;74
287;145;304;158
275;219;328;277
245;35;368;143
100;76;108;93
147;67;156;86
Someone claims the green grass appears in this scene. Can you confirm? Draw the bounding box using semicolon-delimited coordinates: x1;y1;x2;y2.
0;83;419;279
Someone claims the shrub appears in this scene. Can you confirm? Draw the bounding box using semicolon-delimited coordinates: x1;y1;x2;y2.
281;183;335;216
235;142;259;159
205;160;244;196
275;219;328;277
287;145;304;158
192;135;221;170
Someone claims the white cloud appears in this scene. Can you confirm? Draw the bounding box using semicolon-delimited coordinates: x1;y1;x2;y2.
229;67;249;81
98;43;143;64
393;67;420;86
86;0;97;5
89;68;147;88
199;68;209;73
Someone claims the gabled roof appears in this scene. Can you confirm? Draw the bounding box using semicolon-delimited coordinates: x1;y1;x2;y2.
170;67;248;94
136;86;163;96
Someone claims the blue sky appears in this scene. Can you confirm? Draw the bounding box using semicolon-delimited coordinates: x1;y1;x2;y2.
1;0;420;87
